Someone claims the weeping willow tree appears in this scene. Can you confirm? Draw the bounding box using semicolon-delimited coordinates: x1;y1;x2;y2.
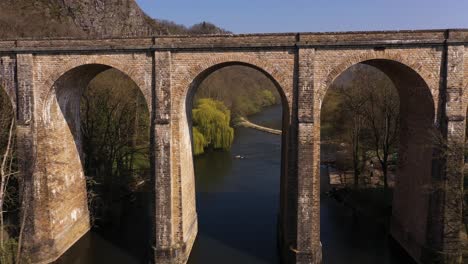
192;127;207;156
192;98;234;155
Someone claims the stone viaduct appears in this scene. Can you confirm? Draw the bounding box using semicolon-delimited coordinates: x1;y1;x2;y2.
0;29;467;264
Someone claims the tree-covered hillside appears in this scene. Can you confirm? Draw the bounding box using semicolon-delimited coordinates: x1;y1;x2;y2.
195;66;281;118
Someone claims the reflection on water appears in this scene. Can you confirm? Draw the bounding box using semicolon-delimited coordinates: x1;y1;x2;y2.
57;105;413;264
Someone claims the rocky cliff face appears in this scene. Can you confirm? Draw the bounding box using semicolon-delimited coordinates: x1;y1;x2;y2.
58;0;162;37
0;0;85;38
0;0;227;39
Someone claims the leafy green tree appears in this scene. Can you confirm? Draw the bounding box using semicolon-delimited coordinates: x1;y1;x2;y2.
260;90;277;106
192;99;234;155
192;127;207;156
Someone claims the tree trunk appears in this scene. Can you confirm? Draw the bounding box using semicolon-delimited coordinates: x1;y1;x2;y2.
353;134;360;189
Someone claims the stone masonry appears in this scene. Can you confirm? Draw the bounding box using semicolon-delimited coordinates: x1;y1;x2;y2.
0;29;466;264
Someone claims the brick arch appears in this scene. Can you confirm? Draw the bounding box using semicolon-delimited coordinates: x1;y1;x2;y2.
177;55;292;112
317;51;438;260
319;52;438;108
170;55;294;258
34;56;154;263
41;57;151;113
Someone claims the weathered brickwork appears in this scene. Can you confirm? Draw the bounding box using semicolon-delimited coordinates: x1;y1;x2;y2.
16;54;34;124
0;29;465;264
313;47;442;114
464;46;468;112
439;44;466;263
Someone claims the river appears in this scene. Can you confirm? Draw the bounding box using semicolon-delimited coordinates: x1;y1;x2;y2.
56;104;413;264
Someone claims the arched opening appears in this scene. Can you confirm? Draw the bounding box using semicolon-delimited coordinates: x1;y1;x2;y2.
319;59;435;263
182;64;290;264
0;84;18;264
45;65;152;263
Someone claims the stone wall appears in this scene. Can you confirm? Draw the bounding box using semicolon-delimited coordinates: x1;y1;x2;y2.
464;45;468;111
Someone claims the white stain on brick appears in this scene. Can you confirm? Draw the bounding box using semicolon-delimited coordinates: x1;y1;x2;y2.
71;208;79;222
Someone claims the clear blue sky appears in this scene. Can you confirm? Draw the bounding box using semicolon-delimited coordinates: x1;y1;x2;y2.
136;0;468;33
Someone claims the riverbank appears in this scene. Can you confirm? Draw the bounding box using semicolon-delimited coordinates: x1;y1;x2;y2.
235;116;282;135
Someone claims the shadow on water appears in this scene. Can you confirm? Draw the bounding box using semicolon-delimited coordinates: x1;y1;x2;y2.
320;165;416;264
55;191;152;264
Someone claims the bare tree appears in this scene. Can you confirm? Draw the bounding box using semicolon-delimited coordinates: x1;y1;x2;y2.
336;81;368;188
0;88;24;264
360;67;400;192
322;64;401;191
80;69;150;226
0;117;15;249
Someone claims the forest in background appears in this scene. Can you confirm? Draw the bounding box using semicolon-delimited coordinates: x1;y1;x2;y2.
195;66;280;117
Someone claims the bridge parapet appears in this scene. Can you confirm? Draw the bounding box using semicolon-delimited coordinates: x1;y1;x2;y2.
0;29;466;53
